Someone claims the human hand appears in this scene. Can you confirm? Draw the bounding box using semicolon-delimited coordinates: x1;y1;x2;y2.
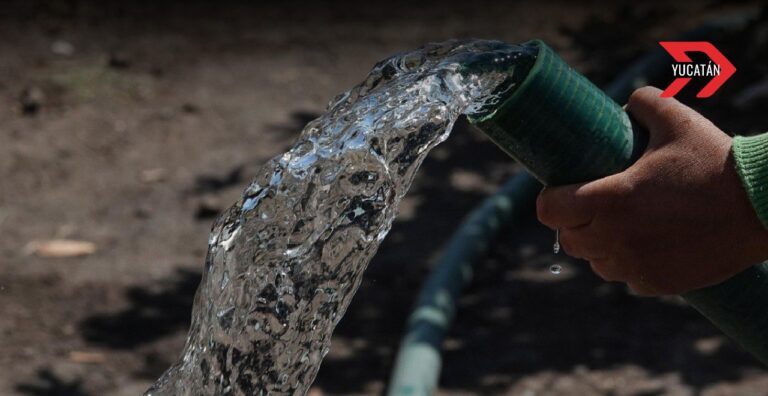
536;86;768;296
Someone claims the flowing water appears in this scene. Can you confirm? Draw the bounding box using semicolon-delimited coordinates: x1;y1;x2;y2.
146;39;536;396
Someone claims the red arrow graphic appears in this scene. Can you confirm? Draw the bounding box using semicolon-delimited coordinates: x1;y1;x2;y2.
659;41;736;98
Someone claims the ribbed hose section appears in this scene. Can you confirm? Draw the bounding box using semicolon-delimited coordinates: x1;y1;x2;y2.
469;40;645;185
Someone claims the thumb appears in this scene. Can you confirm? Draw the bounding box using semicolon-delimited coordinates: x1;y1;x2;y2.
626;86;714;148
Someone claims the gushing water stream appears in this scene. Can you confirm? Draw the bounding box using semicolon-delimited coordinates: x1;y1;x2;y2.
147;39;536;395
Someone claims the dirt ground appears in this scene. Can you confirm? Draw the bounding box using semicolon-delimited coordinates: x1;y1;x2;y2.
2;1;768;395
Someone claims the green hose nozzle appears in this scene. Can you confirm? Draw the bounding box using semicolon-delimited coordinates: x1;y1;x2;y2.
470;39;647;185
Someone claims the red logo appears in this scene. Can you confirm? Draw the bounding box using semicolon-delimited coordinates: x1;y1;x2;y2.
659;41;736;98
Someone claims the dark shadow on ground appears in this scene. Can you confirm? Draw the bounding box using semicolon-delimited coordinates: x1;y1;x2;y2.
193;166;245;195
267;111;320;134
76;111;321;350
15;369;90;396
78;269;199;349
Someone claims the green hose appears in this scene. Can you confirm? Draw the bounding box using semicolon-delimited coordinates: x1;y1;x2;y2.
469;40;647;185
472;40;768;365
387;173;541;395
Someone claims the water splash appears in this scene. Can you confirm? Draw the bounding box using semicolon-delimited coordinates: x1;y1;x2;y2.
146;39;536;396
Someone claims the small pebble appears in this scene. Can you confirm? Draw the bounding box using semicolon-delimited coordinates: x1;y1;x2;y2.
19;86;45;115
51;40;75;56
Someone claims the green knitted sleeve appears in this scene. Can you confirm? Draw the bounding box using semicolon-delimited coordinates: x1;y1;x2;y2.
733;133;768;228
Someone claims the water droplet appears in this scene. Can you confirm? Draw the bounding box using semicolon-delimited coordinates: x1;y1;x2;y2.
553;228;560;254
550;264;562;275
219;225;241;251
278;373;289;385
242;197;258;212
